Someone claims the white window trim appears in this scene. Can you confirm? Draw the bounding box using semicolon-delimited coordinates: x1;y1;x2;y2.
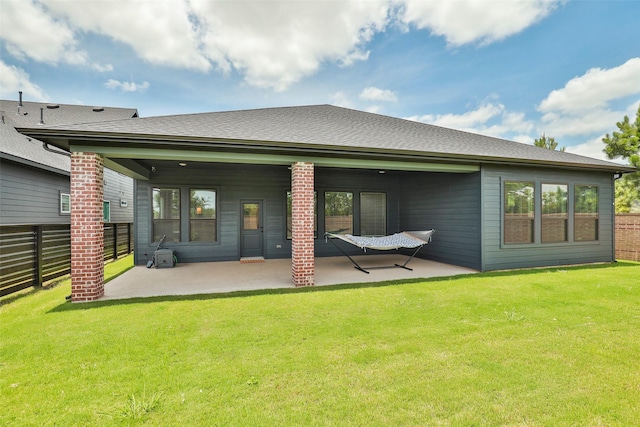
60;192;71;215
103;200;111;223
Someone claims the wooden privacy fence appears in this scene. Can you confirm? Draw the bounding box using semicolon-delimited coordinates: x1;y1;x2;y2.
0;223;132;297
615;214;640;262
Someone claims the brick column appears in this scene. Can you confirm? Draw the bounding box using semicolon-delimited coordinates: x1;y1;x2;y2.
70;152;105;302
291;162;315;286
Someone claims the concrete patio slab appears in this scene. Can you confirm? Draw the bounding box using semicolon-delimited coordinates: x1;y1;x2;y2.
102;254;478;300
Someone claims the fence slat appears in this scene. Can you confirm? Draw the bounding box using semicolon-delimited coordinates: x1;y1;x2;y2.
1;223;132;297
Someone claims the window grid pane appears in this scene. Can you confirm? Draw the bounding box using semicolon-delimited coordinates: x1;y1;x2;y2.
575;185;599;241
60;193;71;214
153;188;180;242
504;181;535;244
190;189;216;242
541;184;568;243
360;192;386;236
325;191;353;235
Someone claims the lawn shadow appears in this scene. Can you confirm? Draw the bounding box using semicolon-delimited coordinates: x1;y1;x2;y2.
47;261;637;313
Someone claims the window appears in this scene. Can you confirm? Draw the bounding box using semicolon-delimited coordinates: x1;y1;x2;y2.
325;191;353;235
153;188;180;242
504;181;534;244
541;184;568;243
60;192;71;214
190;189;216;242
286;191;317;239
575;185;599;241
360;192;387;236
103;201;111;223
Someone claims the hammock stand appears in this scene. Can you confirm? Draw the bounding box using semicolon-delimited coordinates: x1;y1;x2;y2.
324;230;435;274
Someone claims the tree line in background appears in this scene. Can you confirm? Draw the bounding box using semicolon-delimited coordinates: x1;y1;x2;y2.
536;105;640;213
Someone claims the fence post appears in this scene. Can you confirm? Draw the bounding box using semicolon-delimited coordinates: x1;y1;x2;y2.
113;223;118;260
128;223;132;254
35;226;43;287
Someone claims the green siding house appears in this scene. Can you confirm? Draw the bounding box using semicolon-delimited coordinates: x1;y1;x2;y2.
18;104;635;301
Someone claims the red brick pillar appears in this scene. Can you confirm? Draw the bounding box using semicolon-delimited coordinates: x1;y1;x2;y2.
70;152;105;302
291;162;315;286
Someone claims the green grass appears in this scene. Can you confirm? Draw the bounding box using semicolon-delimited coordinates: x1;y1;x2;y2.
1;256;639;426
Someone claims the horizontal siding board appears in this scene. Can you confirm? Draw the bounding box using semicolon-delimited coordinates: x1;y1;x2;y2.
482;165;615;271
103;169;134;223
134;164;405;264
399;171;482;270
0;160;70;225
1;160;132;226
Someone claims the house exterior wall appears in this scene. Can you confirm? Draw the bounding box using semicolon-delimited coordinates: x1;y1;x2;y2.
134;163;292;265
0;159;133;226
313;168;402;257
0;159;70;225
481;165;615;271
133;163;404;265
103;169;134;223
399;171;482;270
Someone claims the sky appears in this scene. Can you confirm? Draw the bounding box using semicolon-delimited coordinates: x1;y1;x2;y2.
1;0;639;163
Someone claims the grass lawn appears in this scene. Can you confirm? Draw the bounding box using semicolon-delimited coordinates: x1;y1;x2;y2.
1;256;639;426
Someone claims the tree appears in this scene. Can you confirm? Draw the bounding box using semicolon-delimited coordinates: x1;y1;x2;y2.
534;134;565;151
603;105;640;213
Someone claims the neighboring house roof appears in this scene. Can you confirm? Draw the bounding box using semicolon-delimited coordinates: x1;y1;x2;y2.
0;99;138;173
1;112;70;174
0;100;138;128
17;104;635;173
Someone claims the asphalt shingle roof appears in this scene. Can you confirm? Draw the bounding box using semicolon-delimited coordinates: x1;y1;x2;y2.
1;100;137;172
16;104;633;172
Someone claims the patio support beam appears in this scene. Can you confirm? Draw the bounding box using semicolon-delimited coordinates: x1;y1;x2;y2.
70;152;105;302
291;162;315;287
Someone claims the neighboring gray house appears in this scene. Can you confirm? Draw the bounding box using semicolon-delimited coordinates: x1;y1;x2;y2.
0;97;137;226
18;104;636;301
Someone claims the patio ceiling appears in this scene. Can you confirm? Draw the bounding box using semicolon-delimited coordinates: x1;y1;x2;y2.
84;144;480;181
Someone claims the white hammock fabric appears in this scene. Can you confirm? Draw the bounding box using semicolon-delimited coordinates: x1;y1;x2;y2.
326;230;434;251
324;230;435;274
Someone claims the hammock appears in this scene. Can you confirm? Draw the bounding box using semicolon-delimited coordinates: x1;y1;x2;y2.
324;230;435;274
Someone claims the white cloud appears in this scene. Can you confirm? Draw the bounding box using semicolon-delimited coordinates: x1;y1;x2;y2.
565;135;628;164
190;0;390;91
537;58;640;137
409;103;504;129
330;91;354;109
92;63;114;73
406;102;534;140
105;79;150;93
360;87;398;102
0;0;87;65
398;0;560;46
0;61;48;101
0;0;563;92
41;0;211;72
539;57;640;115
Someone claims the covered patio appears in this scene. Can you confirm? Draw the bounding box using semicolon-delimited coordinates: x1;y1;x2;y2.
102;255;477;300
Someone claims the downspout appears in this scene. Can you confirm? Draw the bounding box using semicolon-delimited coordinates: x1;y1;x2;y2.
612;170;635;262
613;173;618;262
